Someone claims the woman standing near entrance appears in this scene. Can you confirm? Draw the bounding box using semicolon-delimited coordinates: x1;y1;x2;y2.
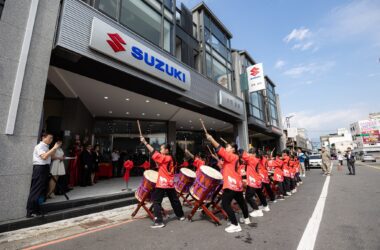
140;136;185;228
47;138;66;199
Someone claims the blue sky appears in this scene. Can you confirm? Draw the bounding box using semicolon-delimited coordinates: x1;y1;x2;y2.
179;0;380;140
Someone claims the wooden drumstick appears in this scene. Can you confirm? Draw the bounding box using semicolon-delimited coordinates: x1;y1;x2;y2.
271;147;276;156
206;145;213;155
220;137;228;144
199;118;208;134
137;120;142;137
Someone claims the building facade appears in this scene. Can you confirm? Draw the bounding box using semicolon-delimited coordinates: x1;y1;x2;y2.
350;117;380;157
284;128;312;152
0;0;286;223
232;50;285;153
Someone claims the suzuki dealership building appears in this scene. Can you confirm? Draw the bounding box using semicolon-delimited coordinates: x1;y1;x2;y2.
0;0;284;224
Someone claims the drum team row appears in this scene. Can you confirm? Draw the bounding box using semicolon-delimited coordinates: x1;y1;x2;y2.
138;133;305;233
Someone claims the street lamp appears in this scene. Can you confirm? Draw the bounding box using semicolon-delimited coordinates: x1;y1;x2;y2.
285;115;294;128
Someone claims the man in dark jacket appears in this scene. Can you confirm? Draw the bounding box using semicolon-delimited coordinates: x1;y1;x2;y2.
345;147;356;175
80;144;94;186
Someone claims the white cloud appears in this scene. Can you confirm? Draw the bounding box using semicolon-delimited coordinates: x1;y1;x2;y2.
292;41;314;51
322;0;380;44
283;28;311;43
283;108;367;139
275;60;286;69
283;28;317;51
283;61;335;78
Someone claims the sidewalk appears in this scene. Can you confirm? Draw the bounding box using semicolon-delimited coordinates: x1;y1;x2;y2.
46;176;143;203
0;198;173;250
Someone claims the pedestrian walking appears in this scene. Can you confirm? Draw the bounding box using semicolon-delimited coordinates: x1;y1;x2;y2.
321;147;331;176
304;152;310;171
337;151;344;171
344;147;356;175
26;132;61;218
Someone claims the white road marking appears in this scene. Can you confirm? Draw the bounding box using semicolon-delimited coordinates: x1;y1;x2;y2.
297;176;331;250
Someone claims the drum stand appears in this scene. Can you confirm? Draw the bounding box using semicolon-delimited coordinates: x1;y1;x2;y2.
207;186;228;219
131;192;169;221
177;191;193;207
187;185;222;225
132;191;155;220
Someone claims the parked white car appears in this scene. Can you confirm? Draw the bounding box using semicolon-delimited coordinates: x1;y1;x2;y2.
309;154;322;168
362;154;376;162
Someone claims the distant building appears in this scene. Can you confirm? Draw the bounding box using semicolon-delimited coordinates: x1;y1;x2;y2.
320;128;354;156
284;128;313;152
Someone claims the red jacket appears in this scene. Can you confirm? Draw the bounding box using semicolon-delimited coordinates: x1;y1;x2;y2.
241;152;262;188
193;157;205;175
283;156;291;177
152;151;175;189
258;157;270;183
217;147;243;191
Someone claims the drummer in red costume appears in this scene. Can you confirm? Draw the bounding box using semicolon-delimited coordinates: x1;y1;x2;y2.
273;154;285;200
258;154;276;205
140;136;185;228
240;148;266;217
205;133;250;233
184;149;205;175
282;150;292;196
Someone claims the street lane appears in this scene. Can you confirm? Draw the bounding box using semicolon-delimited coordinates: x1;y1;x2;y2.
315;161;380;250
37;170;326;250
21;163;380;250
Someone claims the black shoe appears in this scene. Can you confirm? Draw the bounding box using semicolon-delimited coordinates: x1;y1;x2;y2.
347;173;352;175
26;212;42;218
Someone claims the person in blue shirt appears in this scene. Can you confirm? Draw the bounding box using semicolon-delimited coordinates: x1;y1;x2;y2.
297;148;306;177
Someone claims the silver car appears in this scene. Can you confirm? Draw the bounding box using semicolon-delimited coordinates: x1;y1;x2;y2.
309;154;322;168
362;154;376;162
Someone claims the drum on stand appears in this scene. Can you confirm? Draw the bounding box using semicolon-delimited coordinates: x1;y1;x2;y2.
175;168;196;194
190;165;222;203
135;170;158;202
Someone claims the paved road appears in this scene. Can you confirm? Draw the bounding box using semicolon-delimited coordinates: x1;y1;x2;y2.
24;161;380;250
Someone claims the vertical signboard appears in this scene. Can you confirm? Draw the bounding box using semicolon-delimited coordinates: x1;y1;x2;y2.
246;63;265;92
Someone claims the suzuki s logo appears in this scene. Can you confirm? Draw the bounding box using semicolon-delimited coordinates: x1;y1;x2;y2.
107;33;126;52
250;67;260;76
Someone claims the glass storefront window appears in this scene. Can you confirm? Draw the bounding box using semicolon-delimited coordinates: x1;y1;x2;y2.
120;0;162;47
250;92;265;121
205;28;211;44
163;0;173;10
204;14;211;28
269;101;279;126
98;0;120;19
211;21;227;46
164;19;172;52
206;53;212;78
211;35;228;59
213;58;228;89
